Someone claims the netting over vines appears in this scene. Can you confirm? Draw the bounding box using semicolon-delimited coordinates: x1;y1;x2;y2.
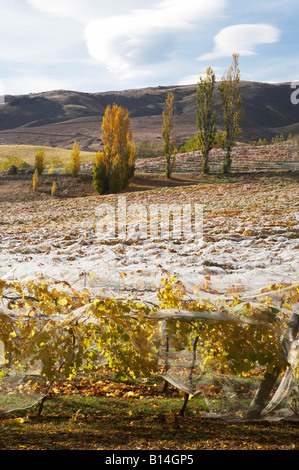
0;277;298;421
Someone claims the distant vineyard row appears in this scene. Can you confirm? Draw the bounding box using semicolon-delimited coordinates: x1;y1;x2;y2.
136;142;299;173
0;141;298;175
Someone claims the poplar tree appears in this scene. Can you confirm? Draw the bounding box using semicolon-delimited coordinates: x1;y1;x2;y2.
162;92;177;179
70;140;81;178
93;104;135;195
196;67;217;174
51;181;56;197
35;148;46;175
219;53;244;174
32;169;38;191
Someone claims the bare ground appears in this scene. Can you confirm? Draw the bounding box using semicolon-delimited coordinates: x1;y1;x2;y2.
0;170;298;203
0;172;216;203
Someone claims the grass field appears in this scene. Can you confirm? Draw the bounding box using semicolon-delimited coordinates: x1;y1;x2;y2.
0;144;95;171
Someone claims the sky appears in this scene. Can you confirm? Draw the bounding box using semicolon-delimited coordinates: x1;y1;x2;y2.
0;0;298;95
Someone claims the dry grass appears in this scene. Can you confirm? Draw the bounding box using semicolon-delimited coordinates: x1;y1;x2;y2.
0;144;95;170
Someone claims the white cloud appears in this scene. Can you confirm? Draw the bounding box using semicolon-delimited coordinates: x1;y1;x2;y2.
84;0;227;78
24;0;228;79
198;24;281;61
177;74;201;86
178;67;224;85
27;0;87;21
0;2;83;64
26;0;159;22
1;1;289;94
3;74;65;95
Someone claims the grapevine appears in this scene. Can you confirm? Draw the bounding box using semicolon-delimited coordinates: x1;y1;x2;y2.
0;277;298;417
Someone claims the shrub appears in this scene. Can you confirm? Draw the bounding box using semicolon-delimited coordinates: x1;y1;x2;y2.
0;156;28;172
134;141;161;159
8;164;18;175
180;134;200;153
180;132;226;153
50;156;64;169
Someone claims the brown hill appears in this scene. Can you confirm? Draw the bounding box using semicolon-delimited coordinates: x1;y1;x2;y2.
0;81;298;152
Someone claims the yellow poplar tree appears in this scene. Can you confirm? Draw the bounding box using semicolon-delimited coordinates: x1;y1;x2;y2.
33;169;38;191
93;104;135;195
51;181;56;197
70;140;81;178
35;148;46;175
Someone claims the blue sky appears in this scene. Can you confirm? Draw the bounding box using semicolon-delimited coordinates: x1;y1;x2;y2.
1;0;298;95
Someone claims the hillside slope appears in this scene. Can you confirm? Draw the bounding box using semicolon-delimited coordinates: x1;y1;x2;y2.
0;82;298;151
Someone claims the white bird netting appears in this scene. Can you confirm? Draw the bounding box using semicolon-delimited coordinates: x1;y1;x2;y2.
0;279;298;421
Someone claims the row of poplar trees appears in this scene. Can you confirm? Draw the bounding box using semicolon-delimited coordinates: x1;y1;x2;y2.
163;53;244;177
92;53;244;194
198;53;244;175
